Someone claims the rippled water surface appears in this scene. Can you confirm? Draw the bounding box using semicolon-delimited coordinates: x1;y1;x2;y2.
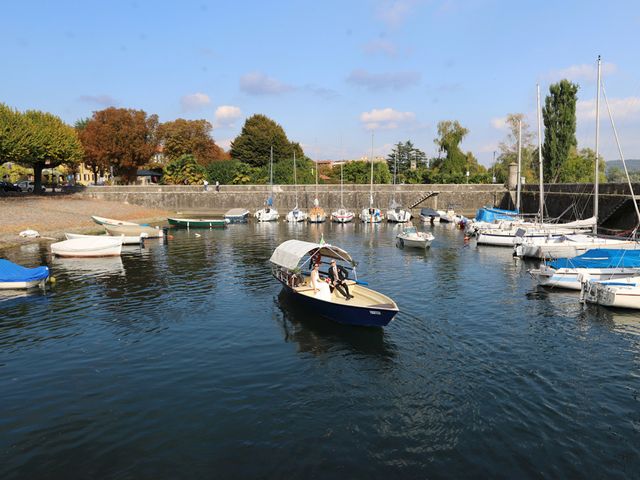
2;222;640;478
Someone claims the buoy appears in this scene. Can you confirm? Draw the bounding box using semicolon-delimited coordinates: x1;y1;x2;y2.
195;233;201;237
49;276;57;284
168;235;174;240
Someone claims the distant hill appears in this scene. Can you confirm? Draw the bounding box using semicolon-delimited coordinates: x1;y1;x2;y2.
606;159;640;172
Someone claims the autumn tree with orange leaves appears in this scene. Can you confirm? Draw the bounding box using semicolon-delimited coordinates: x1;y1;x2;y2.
157;118;229;166
78;107;159;183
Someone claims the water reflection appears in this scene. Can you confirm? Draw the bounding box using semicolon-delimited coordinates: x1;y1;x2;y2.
275;289;397;359
51;256;125;278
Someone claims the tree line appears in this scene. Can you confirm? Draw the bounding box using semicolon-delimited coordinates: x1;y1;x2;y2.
0;78;616;190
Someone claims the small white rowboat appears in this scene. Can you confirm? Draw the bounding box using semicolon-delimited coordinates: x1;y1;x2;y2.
51;237;123;257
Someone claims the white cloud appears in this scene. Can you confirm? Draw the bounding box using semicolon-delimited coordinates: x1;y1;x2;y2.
214;105;242;128
180;92;211;111
577;96;640;122
217;137;233;151
546;62;617;83
363;39;398;57
490;116;508;130
240;72;294;95
376;0;417;28
347;69;420;91
78;94;118;106
360;108;416;130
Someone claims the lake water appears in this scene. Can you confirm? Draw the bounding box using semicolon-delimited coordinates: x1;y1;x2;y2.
1;221;639;479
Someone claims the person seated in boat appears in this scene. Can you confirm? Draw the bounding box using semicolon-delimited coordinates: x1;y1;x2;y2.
310;262;331;300
328;259;353;300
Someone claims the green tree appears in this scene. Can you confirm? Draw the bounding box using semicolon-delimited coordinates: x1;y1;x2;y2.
230;114;302;167
22;110;83;192
556;147;606;183
162;154;205;185
492;113;537;184
542;80;579;183
386;140;427;182
0;103;31;164
340;161;391;184
433;120;470;178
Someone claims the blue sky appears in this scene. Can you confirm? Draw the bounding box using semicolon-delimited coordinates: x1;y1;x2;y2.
2;0;640;165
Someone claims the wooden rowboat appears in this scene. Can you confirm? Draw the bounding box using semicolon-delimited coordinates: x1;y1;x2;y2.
168;217;228;228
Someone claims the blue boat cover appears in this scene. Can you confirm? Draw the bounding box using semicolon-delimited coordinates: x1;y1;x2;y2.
0;259;49;283
550;249;640;269
474;207;519;223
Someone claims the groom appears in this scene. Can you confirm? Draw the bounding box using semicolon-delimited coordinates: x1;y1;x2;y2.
328;259;353;300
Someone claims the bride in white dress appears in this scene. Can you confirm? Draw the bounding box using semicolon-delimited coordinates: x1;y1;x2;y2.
310;262;332;301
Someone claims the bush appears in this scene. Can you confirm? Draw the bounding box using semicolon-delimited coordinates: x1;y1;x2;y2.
162;155;205;185
205;159;241;185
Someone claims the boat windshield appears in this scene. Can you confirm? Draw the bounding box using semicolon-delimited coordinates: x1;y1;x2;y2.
404;227;417;234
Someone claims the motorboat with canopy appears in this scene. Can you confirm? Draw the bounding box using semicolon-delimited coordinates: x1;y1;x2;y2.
269;239;399;327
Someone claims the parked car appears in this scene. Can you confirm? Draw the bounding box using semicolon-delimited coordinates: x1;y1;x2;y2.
0;181;22;192
16;180;45;193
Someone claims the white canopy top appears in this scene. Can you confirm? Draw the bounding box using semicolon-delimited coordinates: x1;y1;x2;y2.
269;240;354;270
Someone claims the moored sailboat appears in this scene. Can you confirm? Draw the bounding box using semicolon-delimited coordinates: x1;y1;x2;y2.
255;146;280;222
360;134;383;223
286;151;307;222
331;163;354;223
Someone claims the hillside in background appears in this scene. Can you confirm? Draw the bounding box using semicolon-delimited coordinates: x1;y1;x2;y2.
606;159;640;172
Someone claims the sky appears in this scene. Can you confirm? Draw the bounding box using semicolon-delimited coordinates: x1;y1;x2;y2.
2;0;640;165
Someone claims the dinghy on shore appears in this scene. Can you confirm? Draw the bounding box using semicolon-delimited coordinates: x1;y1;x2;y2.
0;259;49;289
269;240;399;327
91;216;139;227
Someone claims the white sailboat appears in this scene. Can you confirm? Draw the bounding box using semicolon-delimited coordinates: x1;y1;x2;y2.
255;146;279;222
516;57;639;259
360;134;383;223
331;163;354;223
531;58;640;291
476;85;596;246
386;151;411;223
286;151;307;222
308;159;326;223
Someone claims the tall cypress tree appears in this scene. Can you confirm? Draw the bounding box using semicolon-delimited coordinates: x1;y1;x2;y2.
542;80;578;183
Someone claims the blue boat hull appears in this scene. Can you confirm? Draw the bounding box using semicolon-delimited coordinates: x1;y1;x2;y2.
278;281;398;328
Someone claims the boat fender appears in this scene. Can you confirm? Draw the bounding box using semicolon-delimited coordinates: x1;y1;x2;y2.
398;237;404;247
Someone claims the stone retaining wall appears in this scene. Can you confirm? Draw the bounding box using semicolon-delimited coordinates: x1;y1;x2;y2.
78;184;509;216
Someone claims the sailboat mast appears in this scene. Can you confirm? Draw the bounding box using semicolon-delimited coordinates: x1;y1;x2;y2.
340;163;344;208
537;84;544;223
370;132;374;207
516;119;522;211
293;150;298;208
270;146;273;186
594;55;601;234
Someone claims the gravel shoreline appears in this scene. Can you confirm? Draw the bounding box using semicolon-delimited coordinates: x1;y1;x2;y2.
0;195;170;251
